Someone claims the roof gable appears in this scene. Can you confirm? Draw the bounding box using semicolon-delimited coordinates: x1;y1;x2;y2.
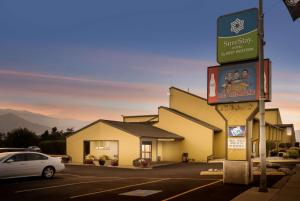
68;119;184;140
159;106;222;132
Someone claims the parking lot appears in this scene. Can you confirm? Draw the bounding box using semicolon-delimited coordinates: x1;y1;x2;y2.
0;163;283;201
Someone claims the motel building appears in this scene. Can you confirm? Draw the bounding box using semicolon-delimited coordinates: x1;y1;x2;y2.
66;87;296;167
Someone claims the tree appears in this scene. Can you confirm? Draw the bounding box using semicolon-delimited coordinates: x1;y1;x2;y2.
0;132;6;147
5;128;39;148
49;127;64;140
64;128;74;136
41;130;50;140
38;127;67;154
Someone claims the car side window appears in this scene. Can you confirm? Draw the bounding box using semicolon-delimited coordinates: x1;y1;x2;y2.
26;153;48;161
8;154;27;162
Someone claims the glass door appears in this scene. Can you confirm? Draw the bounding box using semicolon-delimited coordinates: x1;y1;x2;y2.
141;141;152;160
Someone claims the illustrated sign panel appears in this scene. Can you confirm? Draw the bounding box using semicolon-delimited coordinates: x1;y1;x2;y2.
207;59;271;104
228;126;246;137
217;8;258;64
228;138;246;149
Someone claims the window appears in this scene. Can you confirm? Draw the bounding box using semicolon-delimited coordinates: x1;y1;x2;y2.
95;141;110;150
26;153;48;161
141;141;152;159
7;154;27;162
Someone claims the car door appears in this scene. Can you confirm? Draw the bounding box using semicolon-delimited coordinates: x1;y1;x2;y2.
25;153;49;176
2;153;29;178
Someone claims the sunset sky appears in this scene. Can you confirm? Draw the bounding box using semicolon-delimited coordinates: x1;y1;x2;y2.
0;0;300;129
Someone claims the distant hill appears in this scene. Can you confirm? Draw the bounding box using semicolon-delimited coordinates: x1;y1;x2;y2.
0;109;89;132
0;113;50;134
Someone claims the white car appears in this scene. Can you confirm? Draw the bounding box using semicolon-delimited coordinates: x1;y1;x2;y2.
0;152;65;179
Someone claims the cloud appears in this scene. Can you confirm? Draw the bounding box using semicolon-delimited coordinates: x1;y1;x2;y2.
1;48;299;129
85;49;214;76
0;69;164;92
0;68;170;121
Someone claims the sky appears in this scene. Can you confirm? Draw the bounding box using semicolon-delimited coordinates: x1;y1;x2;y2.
0;0;300;129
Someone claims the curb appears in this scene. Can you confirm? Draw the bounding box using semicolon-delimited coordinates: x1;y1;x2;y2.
200;171;286;176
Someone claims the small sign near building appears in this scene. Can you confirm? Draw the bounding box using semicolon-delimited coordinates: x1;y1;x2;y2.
228;126;246;149
207;59;271;104
217;8;258;64
228;138;246;149
228;126;246;137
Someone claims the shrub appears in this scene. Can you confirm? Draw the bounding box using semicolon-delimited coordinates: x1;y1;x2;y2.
270;150;278;157
39;140;66;154
286;143;292;149
283;152;289;159
100;155;110;160
278;152;285;157
279;143;286;148
132;158;151;168
287;150;299;159
267;141;277;156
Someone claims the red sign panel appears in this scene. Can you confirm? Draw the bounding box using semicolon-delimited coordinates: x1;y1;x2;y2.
207;59;271;104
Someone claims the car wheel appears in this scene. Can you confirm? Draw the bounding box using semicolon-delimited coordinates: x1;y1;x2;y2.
42;166;55;178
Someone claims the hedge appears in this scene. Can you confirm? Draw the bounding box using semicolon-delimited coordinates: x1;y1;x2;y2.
39;140;66;155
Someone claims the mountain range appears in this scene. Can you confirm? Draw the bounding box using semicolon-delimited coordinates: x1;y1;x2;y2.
0;109;89;134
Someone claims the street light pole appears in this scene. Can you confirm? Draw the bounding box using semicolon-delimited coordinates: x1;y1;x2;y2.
258;0;268;192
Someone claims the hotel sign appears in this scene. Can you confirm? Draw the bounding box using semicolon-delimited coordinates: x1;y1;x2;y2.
217;8;258;64
207;59;271;104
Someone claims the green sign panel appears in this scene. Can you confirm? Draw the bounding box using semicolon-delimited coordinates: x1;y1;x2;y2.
217;8;258;64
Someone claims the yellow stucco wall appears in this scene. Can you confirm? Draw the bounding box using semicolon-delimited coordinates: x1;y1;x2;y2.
251;118;293;156
67;122;140;166
161;141;182;162
255;109;282;125
154;107;214;162
123;115;158;122
169;87;226;158
217;102;258;161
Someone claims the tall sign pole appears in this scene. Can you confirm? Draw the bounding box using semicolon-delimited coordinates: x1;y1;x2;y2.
258;0;267;192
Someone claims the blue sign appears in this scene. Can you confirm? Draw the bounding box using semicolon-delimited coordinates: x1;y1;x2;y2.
228;126;246;137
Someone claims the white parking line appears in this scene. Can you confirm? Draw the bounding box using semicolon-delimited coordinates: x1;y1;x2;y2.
56;173;120;179
70;178;170;199
15;178;124;194
170;178;221;181
161;180;223;201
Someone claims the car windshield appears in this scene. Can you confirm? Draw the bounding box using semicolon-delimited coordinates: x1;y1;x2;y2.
0;153;11;161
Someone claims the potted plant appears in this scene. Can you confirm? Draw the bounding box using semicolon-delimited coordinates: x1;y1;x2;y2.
99;158;105;166
98;155;109;166
84;154;95;164
61;155;71;163
111;159;118;166
140;158;151;168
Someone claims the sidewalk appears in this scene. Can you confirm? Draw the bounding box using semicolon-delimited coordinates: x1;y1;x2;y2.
232;164;300;201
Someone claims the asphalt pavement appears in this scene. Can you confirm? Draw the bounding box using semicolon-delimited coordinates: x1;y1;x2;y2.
0;163;283;201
